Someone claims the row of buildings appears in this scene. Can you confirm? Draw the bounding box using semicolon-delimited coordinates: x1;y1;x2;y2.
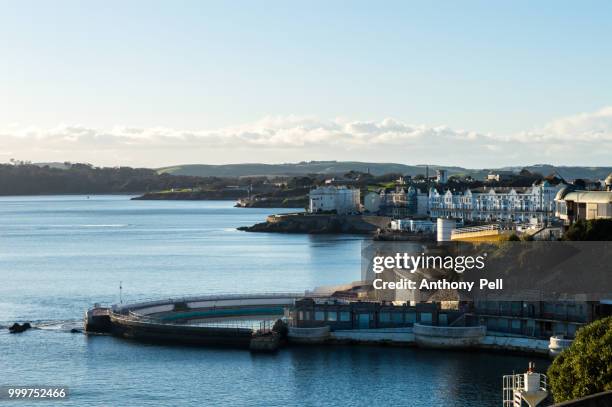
427;181;563;223
292;296;603;340
308;173;612;226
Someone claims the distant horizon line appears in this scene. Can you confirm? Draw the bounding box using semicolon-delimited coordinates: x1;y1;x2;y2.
5;160;611;171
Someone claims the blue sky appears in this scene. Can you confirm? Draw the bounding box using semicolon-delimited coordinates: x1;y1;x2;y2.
1;1;611;167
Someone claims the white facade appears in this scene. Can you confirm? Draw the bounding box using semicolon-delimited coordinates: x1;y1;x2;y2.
428;182;564;222
363;192;381;213
436;169;448;184
437;218;456;242
308;186;360;215
390;219;436;233
555;189;612;224
416;193;429;216
378;186;428;218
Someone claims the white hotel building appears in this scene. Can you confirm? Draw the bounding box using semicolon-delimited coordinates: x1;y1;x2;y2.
308;186;361;215
428;181;564;223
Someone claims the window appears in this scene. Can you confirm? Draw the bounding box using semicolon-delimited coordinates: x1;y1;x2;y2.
420;313;432;325
501;318;511;331
298;311;304;320
598;203;612;217
526;319;535;333
327;311;337;322
438;314;448;326
511;319;521;331
554;323;566;336
391;313;403;323
500;302;511;314
379;312;391;323
487;318;497;331
339;311;351;322
315;311;325;321
405;312;416;323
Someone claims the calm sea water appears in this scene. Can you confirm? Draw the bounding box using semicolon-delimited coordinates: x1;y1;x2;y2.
0;196;547;406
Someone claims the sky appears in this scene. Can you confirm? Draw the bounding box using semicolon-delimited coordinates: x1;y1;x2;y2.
1;0;611;168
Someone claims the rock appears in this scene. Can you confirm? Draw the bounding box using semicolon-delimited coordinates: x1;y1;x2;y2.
238;214;391;234
249;332;281;352
9;322;32;333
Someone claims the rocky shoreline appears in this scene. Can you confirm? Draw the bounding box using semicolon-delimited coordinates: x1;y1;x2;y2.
132;190;245;200
238;213;391;234
235;196;308;209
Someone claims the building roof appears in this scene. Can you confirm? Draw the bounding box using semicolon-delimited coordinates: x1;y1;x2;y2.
561;190;612;204
555;187;572;201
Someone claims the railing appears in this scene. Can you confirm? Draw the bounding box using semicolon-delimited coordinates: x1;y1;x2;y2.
452;224;501;235
115;310;279;332
540;374;547;393
502;373;547;406
503;374;525;407
112;291;310;312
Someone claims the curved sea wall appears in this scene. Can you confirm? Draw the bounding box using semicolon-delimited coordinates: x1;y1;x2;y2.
481;334;550;356
413;324;486;348
87;293;302;349
240;213;391;234
109;312;255;348
288;326;331;344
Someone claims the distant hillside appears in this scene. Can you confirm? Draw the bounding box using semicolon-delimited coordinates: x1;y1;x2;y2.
157;161;612;180
496;165;612;181
158;161;469;178
0;163;236;196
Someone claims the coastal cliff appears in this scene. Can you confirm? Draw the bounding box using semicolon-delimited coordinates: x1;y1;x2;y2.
238;213;391;234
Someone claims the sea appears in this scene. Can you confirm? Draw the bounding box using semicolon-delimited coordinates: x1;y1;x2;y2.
0;195;548;406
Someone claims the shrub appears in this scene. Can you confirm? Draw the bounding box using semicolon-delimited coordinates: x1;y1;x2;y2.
547;317;612;403
564;219;612;241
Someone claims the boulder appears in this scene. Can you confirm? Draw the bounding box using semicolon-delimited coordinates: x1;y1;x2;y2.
8;322;32;333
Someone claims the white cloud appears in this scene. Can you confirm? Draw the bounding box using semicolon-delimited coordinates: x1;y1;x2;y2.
1;107;611;167
1;117;489;150
515;106;612;143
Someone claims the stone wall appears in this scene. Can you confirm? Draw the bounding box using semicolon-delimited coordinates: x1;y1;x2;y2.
413;323;486;348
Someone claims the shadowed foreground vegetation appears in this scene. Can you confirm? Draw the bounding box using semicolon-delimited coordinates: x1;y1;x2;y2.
548;317;612;403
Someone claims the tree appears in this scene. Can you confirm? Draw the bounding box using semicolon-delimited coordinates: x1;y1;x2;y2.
573;178;587;189
564;219;612;241
547;317;612;403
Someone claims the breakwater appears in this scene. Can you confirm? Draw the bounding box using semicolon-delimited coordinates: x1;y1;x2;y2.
86;293;304;351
